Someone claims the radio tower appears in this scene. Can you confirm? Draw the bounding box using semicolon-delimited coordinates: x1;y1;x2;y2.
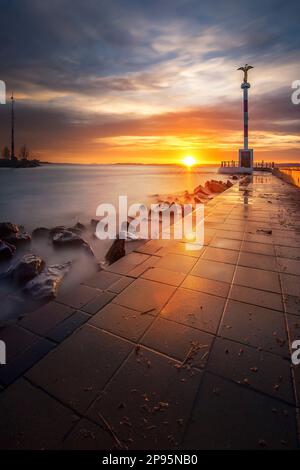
11;92;15;160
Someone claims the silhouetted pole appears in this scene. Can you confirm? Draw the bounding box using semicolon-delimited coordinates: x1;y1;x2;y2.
242;84;249;150
237;64;254;171
11;92;15;159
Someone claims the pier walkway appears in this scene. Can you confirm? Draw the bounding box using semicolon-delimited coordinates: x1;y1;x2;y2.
1;174;300;449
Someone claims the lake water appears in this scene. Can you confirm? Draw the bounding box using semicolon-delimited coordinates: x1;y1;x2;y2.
0;164;226;230
0;164;229;323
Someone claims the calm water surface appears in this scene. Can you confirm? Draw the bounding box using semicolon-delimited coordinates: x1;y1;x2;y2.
0;164;225;230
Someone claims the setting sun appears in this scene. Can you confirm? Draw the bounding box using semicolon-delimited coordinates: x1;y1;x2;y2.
183;156;196;167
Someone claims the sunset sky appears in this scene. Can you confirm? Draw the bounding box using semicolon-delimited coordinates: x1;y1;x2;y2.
0;0;299;164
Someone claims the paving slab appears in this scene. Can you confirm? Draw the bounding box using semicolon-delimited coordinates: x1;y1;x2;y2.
82;292;116;315
89;303;154;342
141;267;186;286
207;337;294;403
113;278;175;314
142;317;214;368
107;276;134;293
229;284;283;311
238;252;279;272
234;265;281;293
209;237;242;251
0;338;56;386
20;301;76;335
0;325;38;362
202;246;239;265
0;379;78;449
26;325;133;413
278;258;300;276
219;300;288;357
63;418;115;450
56;285;100;309
106;252;150;275
161;287;226;334
47;311;90;343
191;258;235;283
183;372;298;450
87;348;203;450
281;273;300;297
83;271;122;289
181;275;230;298
283;295;300;316
154;253;197;274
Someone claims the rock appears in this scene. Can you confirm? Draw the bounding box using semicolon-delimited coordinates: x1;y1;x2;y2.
49;226;66;237
6;253;45;285
52;229;94;256
193;185;210;196
232;175;238;180
50;223;85;237
205;180;229;193
72;222;86;232
105;237;125;265
0;222;19;238
23;261;72;301
226;180;233;188
0;222;31;247
90;219;99;230
4;232;31;247
32;227;51;239
0;239;16;262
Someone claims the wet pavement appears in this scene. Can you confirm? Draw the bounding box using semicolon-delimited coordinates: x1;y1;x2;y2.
1;173;300;449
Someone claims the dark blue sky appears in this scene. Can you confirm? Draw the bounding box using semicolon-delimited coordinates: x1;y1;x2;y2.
0;0;299;163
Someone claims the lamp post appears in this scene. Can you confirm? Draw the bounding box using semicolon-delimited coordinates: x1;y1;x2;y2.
237;64;254;173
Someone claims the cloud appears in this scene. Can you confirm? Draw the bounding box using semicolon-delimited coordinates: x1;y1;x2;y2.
0;0;299;162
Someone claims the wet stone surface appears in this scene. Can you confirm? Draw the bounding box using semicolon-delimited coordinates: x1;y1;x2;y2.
0;175;300;449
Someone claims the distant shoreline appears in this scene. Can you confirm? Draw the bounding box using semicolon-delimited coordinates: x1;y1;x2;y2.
35;161;300;168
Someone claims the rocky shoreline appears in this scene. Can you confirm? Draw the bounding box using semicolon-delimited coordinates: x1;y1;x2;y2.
0;178;235;326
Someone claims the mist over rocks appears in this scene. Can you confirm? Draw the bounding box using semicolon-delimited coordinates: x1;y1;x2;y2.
52;229;94;257
23;261;73;301
0;222;31;248
3;253;45;286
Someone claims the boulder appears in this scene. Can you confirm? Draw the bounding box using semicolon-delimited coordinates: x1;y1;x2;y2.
72;222;86;232
0;222;31;247
6;253;45;285
49;225;66;237
52;229;94;256
205;180;229;193
105;238;125;265
90;219;99;230
193;185;210;196
0;239;16;262
4;232;31;247
32;227;51;239
0;222;19;238
23;261;72;301
50;223;85;237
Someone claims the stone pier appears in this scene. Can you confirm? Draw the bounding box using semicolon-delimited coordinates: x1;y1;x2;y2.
0;173;300;450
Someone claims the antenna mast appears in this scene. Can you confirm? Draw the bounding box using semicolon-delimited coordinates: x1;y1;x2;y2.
11;92;15;159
